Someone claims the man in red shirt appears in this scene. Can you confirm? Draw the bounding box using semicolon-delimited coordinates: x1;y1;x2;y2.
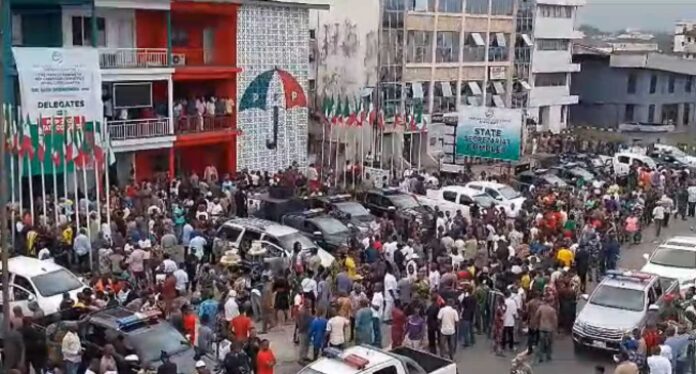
256;339;276;374
231;307;253;341
182;304;197;343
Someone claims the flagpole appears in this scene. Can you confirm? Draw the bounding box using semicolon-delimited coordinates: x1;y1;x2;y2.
27;147;34;226
52;153;59;226
320;119;326;176
334;125;340;188
391;126;395;177
81;139;91;245
360;122;365;181
7;105;16;245
95;122;103;242
40;156;47;225
72;126;81;233
327;123;333;181
418;131;422;171
409;132;414;169
351;128;356;191
16;108;23;222
105;128;112;232
342;126;347;191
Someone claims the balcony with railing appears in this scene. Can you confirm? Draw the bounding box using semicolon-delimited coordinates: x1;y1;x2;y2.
108;118;172;141
175;114;235;135
99;48;169;69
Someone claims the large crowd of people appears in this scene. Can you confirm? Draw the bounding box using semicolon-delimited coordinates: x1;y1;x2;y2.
3;132;696;374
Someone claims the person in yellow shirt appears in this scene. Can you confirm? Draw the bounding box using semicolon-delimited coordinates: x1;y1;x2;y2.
345;253;357;279
520;271;531;290
556;247;574;268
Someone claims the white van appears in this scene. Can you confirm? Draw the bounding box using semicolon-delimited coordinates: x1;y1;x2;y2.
463;181;526;217
0;256;86;316
613;152;657;177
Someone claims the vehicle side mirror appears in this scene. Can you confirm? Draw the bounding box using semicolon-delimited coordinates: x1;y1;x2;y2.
495;196;503;201
27;293;36;303
580;294;589;301
643;253;650;261
313;231;323;237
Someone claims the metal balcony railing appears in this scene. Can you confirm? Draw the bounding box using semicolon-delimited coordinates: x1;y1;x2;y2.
175;114;235;134
108;118;172;141
99;48;169;69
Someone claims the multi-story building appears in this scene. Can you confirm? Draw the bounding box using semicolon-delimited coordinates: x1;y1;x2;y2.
513;0;583;133
674;20;696;59
571;45;696;129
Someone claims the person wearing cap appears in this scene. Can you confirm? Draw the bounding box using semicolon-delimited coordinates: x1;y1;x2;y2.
195;360;211;374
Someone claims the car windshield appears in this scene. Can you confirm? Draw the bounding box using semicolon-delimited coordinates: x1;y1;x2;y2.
472;193;496;207
313;218;350;235
335;202;371;220
589;285;645;312
542;174;566;186
650;247;696;268
276;232;316;252
571;168;594;181
498;186;520;200
31;269;83;297
131;325;190;363
390;194;420;209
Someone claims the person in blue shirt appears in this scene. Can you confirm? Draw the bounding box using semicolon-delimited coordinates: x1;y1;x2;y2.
308;310;328;360
198;290;219;329
182;222;194;247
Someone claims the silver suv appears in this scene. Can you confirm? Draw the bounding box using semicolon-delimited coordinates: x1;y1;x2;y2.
572;270;678;351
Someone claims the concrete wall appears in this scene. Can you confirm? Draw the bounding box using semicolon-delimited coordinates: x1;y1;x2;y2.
309;0;379;98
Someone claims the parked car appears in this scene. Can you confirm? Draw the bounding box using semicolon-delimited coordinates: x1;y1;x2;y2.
513;169;568;192
0;256;86;316
282;209;352;251
463;181;525;217
308;194;376;234
361;188;435;228
641;236;696;290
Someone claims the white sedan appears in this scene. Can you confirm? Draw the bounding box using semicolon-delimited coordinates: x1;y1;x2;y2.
641;236;696;289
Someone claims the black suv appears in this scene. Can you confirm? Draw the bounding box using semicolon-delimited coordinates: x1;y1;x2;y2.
361;188;434;228
308;194;376;234
50;308;213;373
281;209;352;251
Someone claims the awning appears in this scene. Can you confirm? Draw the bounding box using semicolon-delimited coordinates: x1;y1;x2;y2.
467;81;482;95
493;81;505;94
495;33;507;47
471;32;485;46
441;81;453;97
492;95;505;107
467;96;481;106
521;34;533;46
412;82;424;99
519;80;532;90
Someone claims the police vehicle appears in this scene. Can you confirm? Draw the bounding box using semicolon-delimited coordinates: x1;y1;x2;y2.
308;194;376;234
573;270;679;352
282;209;352;251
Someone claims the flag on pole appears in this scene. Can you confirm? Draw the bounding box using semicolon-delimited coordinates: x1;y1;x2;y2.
323;96;334;124
4;105;14;154
394;112;404;129
377;108;385;130
368;103;377;126
75;127;91;168
37;121;46;162
94;126;105;168
357;98;366;127
21;115;34;159
414;100;424;132
65;125;78;162
11;110;19;153
51;123;62;167
343;97;352;126
332;97;343;126
346;99;357;127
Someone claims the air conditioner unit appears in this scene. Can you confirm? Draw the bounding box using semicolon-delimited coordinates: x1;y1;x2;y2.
172;54;186;66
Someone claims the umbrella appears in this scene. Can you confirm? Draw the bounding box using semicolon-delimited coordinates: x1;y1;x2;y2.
239;68;307;150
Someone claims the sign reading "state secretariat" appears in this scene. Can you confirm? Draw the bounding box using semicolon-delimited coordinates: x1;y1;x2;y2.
455;106;522;162
13;47;103;130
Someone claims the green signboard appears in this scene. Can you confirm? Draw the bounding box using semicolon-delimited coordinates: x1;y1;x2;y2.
455;106;522;162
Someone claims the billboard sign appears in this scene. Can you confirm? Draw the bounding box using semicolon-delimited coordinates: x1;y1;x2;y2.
455;106;522;161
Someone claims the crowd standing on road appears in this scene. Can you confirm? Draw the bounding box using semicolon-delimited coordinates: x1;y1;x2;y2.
4;133;696;374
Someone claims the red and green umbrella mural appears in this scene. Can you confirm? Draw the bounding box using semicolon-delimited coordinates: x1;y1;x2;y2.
239;68;307;150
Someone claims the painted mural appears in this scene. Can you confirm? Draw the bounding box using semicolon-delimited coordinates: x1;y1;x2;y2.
237;5;310;172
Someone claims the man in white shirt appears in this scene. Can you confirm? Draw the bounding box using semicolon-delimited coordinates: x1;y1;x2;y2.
224;291;240;322
160;254;178;274
647;346;672;374
503;290;518;351
62;325;82;374
428;264;441;292
301;272;318;312
688;183;696;218
325;314;350;348
383;269;398;322
173;266;189;294
189;234;207;261
383;237;398;265
653;203;665;239
437;298;459;359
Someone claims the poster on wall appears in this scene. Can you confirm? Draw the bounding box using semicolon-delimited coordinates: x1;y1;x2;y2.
455;106;522;162
12;47;103;174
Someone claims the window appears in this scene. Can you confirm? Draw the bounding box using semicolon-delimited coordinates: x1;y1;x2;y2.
539;5;572;18
684;103;691;125
618;155;630;164
11;13;22;46
408;0;436;11
627;72;637;94
442;191;457;202
536;39;569;51
218;226;243;242
534;73;566;87
13;275;34;294
12;286;32;301
309;29;316;39
466;0;489;14
491;0;514;15
687;76;693;93
308;79;316;92
459;195;473;205
407;31;433;63
650;73;658;94
374;366;398;374
436;32;459;62
561;105;566;123
438;0;462;13
669;74;676;93
648;104;655;122
71;16;106;46
624;104;635;122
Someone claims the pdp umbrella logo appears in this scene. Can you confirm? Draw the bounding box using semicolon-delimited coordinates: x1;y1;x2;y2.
239;68;307;150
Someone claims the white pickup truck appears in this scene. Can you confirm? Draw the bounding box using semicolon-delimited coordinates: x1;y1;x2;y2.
300;346;457;374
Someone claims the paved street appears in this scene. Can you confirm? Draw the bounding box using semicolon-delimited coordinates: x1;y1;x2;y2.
262;216;696;374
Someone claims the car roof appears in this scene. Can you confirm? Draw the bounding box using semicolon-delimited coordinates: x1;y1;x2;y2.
2;256;70;278
88;307;164;331
307;345;394;374
599;272;656;291
441;185;488;196
465;181;508;189
659;236;696;250
221;217;299;237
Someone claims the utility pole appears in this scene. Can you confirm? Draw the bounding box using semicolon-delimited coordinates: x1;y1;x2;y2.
0;0;11;333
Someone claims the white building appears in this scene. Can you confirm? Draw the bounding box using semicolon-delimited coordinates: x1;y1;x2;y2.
515;0;584;133
674;20;696;59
